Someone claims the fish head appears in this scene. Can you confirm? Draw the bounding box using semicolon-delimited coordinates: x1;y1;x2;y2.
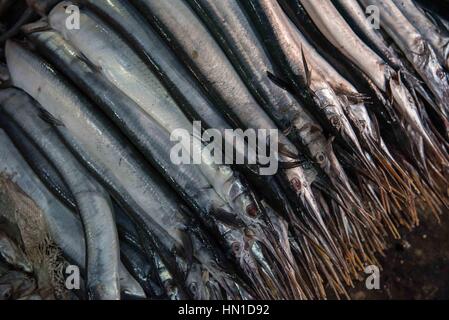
230;184;262;219
184;263;210;300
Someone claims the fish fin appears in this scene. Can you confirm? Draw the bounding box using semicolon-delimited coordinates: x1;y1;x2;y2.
386;77;396;106
212;207;246;229
370;113;382;145
76;51;103;73
266;71;296;93
38;107;64;127
301;46;312;88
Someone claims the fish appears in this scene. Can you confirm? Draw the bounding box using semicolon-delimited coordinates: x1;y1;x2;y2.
362;0;449;118
298;0;449;210
115;209;169;299
298;0;389;90
76;0;293;216
281;0;447;220
5;40;250;300
329;0;439;117
332;0;403;70
0;107;147;299
46;4;304;299
187;0;388;292
0;113;76;210
282;0;422;227
0;128;146;300
132;0;361;297
77;0;283;204
0;126;82;265
0;88;121;300
75;3;305;276
78;0;237;133
244;0;385;190
120;240;166;300
47;4;258;223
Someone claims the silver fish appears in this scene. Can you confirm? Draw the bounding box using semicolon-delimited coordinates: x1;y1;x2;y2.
0;89;121;300
393;0;449;70
5;40;249;300
361;0;449;128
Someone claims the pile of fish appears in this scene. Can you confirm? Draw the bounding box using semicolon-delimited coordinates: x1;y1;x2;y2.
0;0;448;300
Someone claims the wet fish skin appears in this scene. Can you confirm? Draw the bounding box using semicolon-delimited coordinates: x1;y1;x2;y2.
120;240;165;300
132;0;329;239
6;40;247;300
186;0;298;129
297;0;448;173
361;0;449;121
0;127;83;268
332;0;403;70
77;0;295;219
25;26;219;216
0;88;121;300
297;0;388;90
279;3;421;225
49;3;192;136
3;40;189;290
130;1;314;226
27;25;255;298
81;0;304;257
47;4;260;223
190;0;386;279
131;0;314;175
78;0;236;132
133;0;354;298
243;0;364;160
46;4;303;299
187;0;329;177
0;102;147;299
0;114;76;210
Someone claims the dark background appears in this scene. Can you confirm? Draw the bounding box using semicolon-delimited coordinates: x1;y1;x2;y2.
349;210;449;300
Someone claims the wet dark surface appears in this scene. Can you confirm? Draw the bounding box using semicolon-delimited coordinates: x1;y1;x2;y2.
349;211;449;300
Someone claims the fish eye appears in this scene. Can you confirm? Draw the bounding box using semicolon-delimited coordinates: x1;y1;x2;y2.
316;153;326;164
291;177;303;194
232;242;241;253
330;116;341;129
246;203;258;217
189;282;197;294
